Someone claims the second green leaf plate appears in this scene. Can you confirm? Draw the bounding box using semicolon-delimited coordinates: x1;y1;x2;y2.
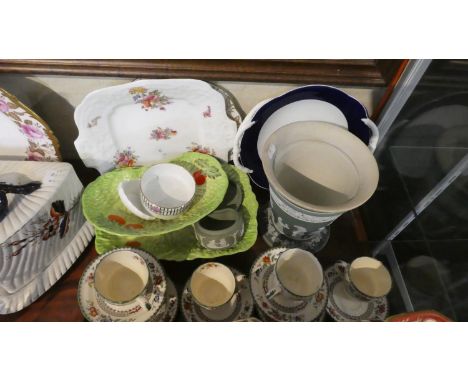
81;152;228;236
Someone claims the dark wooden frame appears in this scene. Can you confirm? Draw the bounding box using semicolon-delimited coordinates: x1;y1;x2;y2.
0;59;403;87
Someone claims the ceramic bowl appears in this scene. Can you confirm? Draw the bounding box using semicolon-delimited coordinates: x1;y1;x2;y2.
193;208;244;250
233;85;379;189
140;163;196;219
261;121;379;214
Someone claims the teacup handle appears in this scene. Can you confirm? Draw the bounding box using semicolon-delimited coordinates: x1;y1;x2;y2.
334;260;351;284
361;118;379;153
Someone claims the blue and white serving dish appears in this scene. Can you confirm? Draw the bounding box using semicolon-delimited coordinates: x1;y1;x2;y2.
232;85;379;189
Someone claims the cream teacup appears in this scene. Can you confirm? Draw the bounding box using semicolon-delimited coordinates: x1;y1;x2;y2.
94;249;155;311
139;163;196;219
266;248;324;301
335;257;392;301
189;262;238;320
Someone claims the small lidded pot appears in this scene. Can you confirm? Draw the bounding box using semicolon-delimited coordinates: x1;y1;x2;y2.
140;163;196;219
193;208;244;249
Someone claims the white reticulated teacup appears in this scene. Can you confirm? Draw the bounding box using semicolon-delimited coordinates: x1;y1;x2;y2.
189;262;238;320
266;248;324;301
334;257;392;301
94;249;156;311
139;163;196;219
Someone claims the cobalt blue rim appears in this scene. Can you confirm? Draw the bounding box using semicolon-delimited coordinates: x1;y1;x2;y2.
239;85;372;189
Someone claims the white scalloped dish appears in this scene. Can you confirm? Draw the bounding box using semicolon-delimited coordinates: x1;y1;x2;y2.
74;79;238;174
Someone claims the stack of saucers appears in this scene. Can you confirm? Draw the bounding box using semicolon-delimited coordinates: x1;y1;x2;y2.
250;247;328;322
77;248;178;322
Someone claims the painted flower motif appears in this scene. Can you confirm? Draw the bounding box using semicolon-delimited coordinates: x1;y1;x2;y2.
154;275;163;285
89;306;98;317
0;99;9;113
203;105;211;118
377;304;386;314
262;255;271;265
150;127;177;141
86;272;95;287
113;147;138;168
129;88;171;111
187;143;216;156
20;122;44;139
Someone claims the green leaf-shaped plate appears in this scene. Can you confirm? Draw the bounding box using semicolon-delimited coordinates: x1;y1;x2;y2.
82;152;228;236
94;163;258;261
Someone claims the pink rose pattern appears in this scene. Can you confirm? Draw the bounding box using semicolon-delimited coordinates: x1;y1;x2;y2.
0;89;57;161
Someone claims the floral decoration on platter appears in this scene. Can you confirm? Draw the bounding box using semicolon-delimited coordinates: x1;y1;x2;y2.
1;199;72;257
149;127;177;141
129;87;172;111
113;147;138;168
87;116;101;128
187;142;216;156
0;89;59;161
203;105;212;118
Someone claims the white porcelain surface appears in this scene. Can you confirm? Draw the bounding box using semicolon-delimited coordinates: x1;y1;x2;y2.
182;268;253;322
78;248;168;322
257;99;348;155
140;163;195;217
325;264;389;322
250;248;328;322
0;161;93;314
74;79;238;174
118;180;155;220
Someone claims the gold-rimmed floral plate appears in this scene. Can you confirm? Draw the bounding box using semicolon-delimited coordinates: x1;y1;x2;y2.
181;268;254;322
74;79;238;174
77;248;167;322
250;248;328;322
82;152;228;237
325;263;389;322
94;162;258;261
0;87;61;161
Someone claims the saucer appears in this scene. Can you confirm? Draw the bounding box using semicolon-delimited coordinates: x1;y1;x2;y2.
181;268;254;321
78;249;167;322
325;263;389;322
260;207;330;253
250;248;328;322
150;277;178;322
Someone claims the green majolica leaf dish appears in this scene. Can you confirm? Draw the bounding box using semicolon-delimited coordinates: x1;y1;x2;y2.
82;152;228;236
94;163;258;261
